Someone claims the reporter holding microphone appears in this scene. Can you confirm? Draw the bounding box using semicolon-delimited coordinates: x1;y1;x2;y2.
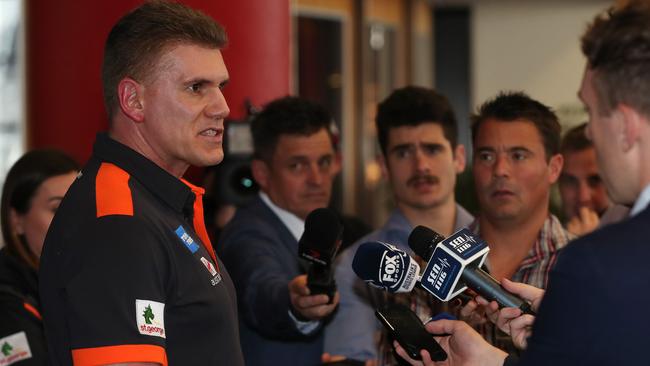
395;2;650;365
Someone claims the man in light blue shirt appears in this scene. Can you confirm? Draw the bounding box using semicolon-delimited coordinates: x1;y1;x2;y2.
324;87;473;364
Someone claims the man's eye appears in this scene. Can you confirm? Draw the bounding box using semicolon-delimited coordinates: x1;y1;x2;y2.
512;152;527;161
289;162;304;172
188;83;203;93
423;146;441;155
395;148;412;159
478;152;494;162
587;175;603;187
319;158;332;169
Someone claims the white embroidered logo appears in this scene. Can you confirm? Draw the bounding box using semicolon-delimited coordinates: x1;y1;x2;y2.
0;331;32;365
135;299;166;338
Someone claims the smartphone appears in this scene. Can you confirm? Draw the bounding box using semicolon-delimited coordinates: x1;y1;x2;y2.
375;303;447;362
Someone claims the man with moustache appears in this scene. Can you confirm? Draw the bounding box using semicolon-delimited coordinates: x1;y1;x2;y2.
324;86;473;365
39;2;244;365
460;92;574;353
218;96;340;366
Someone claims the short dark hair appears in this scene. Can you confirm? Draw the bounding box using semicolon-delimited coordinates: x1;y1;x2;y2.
1;149;79;269
560;123;592;154
376;86;458;155
471;91;561;160
581;1;650;117
102;0;227;120
251;96;333;161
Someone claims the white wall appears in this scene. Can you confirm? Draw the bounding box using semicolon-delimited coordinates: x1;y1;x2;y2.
472;0;611;125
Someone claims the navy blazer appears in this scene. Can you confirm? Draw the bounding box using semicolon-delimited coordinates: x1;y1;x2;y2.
218;197;323;366
516;206;650;365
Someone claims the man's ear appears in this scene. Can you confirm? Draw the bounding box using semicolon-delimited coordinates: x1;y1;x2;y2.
547;153;564;184
618;103;642;153
251;159;270;191
117;77;145;123
453;144;467;174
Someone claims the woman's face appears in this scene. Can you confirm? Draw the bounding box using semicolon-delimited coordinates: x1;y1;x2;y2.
11;172;77;259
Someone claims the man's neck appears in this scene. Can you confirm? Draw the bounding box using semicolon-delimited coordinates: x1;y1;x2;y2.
398;197;457;237
109;124;188;178
479;207;549;281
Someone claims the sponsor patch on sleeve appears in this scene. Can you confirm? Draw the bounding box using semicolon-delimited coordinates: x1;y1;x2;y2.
135;299;166;338
0;331;32;365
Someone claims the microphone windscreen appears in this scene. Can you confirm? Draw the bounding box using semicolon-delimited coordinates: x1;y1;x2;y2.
352;241;419;293
299;207;343;266
408;225;445;261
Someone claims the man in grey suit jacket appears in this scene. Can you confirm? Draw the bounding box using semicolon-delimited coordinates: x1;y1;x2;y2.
219;96;340;366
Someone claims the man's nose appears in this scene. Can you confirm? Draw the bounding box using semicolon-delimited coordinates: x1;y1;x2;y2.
493;154;511;177
206;89;230;120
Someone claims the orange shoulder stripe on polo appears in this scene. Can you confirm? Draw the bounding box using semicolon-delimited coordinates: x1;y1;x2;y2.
72;344;167;366
96;162;134;217
23;302;42;320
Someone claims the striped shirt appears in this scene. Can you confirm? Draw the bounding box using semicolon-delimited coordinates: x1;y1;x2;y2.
469;214;574;353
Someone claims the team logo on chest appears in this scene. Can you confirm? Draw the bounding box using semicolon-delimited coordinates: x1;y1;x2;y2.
173;225;222;286
201;257;222;286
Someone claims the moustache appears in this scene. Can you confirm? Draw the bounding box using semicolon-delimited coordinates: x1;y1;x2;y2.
407;174;439;186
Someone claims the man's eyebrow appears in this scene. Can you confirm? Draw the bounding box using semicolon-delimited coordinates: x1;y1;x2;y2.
508;146;533;153
475;146;496;153
389;143;414;153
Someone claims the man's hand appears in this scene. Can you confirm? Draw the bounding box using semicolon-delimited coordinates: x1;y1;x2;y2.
458;298;489;327
289;275;339;320
566;206;599;236
393;319;508;366
476;279;544;350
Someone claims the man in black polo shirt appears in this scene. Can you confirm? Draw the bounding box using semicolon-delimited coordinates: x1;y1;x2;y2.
39;2;243;365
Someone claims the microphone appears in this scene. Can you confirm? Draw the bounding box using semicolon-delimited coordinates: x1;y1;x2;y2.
352;241;420;293
409;226;534;315
298;208;343;301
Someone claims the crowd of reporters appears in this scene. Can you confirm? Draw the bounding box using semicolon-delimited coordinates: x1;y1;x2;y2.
1;1;649;365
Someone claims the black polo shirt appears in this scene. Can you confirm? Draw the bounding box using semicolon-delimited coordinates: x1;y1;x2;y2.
39;133;244;366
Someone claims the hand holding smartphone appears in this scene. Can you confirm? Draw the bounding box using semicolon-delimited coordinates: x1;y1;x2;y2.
375;303;447;362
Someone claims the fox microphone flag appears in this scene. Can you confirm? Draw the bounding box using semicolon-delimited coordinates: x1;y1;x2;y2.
352;241;420;293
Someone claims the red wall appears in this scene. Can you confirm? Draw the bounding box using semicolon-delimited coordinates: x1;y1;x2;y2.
26;0;290;165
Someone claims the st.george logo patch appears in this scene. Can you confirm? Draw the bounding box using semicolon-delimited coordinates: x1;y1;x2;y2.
135;299;166;338
0;331;32;365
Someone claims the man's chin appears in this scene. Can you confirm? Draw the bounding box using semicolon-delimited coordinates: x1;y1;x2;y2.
191;153;224;167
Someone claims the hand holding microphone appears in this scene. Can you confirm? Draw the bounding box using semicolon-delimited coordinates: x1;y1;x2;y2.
298;207;343;302
476;279;543;350
408;226;536;316
290;208;342;321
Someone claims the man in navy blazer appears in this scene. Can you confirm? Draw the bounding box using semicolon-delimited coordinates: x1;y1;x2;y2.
218;96;340;366
393;2;650;365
